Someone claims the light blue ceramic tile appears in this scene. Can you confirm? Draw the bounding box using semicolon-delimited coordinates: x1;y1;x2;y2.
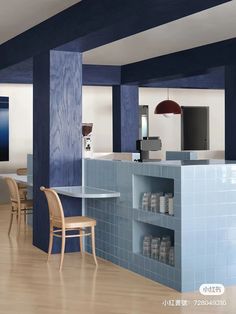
182;166;195;180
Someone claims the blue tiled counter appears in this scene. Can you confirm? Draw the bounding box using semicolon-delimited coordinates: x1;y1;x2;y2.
84;159;236;292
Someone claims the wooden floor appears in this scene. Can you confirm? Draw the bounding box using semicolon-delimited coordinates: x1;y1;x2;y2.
0;207;235;314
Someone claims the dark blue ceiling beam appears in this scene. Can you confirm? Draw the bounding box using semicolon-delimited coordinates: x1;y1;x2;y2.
0;59;121;86
0;58;224;89
0;58;33;84
142;67;225;89
83;65;121;86
0;0;230;70
121;37;236;85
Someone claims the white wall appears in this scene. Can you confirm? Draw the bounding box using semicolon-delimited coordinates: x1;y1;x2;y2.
0;84;113;172
139;88;225;159
82;86;112;152
81;87;225;156
0;84;225;204
82;87;225;157
0;84;224;165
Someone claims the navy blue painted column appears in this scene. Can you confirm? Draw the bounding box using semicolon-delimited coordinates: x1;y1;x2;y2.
33;50;82;253
225;65;236;160
112;85;139;152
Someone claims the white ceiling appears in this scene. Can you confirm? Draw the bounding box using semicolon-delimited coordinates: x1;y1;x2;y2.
0;0;81;44
83;1;236;65
1;1;236;66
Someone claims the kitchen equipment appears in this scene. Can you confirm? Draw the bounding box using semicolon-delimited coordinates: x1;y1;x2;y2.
136;137;162;162
82;123;93;157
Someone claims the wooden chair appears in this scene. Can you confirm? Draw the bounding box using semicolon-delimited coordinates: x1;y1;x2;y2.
16;168;28;200
4;177;33;237
16;168;27;175
40;186;97;271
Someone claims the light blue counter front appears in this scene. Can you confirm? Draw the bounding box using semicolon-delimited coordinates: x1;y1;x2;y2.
27;154;236;292
84;158;236;292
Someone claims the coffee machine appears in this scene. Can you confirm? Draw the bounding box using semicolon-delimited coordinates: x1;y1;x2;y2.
82;123;93;157
136;137;162;162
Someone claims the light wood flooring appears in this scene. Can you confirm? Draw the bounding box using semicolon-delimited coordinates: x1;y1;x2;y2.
0;207;235;314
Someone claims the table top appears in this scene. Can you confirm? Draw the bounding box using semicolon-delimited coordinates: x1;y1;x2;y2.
0;173;29;185
53;186;120;199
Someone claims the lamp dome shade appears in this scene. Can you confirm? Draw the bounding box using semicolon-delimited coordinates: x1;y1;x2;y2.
154;100;181;114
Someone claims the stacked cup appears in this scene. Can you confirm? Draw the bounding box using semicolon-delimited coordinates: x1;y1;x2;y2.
168;197;174;216
159;196;167;213
141;193;151;211
143;235;152;257
151;237;161;259
168;246;175;266
150;193;163;212
159;236;171;264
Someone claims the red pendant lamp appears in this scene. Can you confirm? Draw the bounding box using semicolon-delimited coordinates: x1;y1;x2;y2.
154;89;181;115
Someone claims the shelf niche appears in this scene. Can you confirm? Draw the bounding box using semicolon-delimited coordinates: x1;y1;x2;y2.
132;174;174;210
133;220;174;254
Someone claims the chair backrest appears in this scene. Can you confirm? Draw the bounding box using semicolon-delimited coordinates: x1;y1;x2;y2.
16;168;27;175
4;177;21;204
40;187;64;221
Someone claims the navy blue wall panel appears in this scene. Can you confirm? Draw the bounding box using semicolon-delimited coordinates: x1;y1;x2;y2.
0;0;229;70
49;51;82;187
113;85;139;152
33;52;50;252
225;65;236;160
33;50;82;253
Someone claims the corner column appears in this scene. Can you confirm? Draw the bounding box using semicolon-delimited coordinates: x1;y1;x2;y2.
33;50;82;253
225;65;236;160
112;85;139;152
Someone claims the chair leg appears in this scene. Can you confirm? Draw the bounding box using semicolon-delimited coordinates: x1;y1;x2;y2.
8;211;14;235
17;210;21;238
79;229;83;253
59;229;66;271
91;226;98;266
47;224;53;262
24;211;27;224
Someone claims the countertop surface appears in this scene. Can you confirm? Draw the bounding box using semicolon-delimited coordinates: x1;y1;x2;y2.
53;186;120;198
85;158;236;166
0;173;30;185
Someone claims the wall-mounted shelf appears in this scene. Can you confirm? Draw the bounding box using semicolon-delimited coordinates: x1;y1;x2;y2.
133;252;175;268
133;207;176;230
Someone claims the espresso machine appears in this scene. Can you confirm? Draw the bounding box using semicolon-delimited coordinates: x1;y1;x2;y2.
136;137;162;162
137;106;162;162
